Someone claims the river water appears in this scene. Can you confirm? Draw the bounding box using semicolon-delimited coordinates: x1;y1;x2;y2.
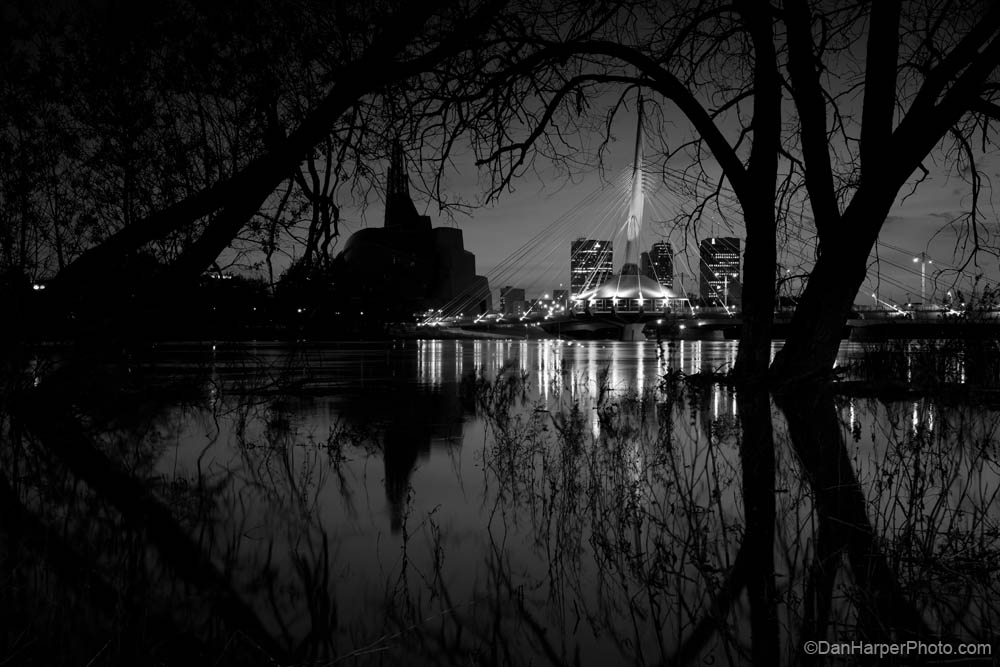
8;339;1000;665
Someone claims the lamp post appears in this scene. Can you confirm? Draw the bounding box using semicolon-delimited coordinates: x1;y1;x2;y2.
912;252;932;304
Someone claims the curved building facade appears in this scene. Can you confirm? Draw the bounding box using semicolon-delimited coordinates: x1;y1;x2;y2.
575;264;679;313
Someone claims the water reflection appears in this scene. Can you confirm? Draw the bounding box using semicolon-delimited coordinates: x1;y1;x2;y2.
405;339;744;395
3;339;1000;665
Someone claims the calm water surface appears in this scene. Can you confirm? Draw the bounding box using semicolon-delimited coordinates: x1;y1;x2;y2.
11;339;1000;665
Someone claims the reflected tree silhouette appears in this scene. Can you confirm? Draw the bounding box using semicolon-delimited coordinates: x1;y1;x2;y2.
778;387;929;643
4;344;1000;665
3;360;290;663
371;367;1000;665
737;389;778;664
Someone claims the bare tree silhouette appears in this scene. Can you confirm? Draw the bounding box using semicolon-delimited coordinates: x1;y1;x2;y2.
424;0;1000;381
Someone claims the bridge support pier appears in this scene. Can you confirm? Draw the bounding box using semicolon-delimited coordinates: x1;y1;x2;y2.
621;323;646;341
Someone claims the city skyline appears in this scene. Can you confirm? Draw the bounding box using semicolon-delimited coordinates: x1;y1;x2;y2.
338;130;998;308
7;4;1000;663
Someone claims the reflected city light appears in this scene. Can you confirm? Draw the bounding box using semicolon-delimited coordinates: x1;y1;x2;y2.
417;339;443;386
636;343;645;395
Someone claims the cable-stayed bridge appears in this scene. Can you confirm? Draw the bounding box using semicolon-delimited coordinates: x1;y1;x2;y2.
420;108;1000;341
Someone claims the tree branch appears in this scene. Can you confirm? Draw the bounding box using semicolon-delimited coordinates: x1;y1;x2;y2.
783;0;842;243
859;0;901;185
497;38;752;204
49;0;502;304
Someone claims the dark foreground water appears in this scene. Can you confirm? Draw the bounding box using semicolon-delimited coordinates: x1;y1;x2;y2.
4;339;999;665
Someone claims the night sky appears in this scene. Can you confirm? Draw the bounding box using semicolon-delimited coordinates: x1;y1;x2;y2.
345;113;1000;308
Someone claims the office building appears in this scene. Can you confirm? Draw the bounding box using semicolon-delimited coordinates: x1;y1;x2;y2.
699;237;741;306
640;252;653;279
570;239;613;297
648;241;674;289
500;286;526;316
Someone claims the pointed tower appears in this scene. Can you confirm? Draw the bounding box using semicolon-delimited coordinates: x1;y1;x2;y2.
338;137;490;317
387;141;409;197
621;94;644;276
384;140;428;231
576;94;677;314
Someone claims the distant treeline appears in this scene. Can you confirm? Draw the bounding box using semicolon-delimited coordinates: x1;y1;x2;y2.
4;261;418;342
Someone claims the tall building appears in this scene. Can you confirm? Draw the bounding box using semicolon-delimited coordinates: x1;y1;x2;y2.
648;242;674;289
640;252;653;278
500;286;526;316
570;239;613;297
699;237;741;305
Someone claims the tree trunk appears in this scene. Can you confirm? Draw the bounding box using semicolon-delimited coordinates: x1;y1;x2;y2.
733;0;780;380
770;217;880;382
734;208;777;378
